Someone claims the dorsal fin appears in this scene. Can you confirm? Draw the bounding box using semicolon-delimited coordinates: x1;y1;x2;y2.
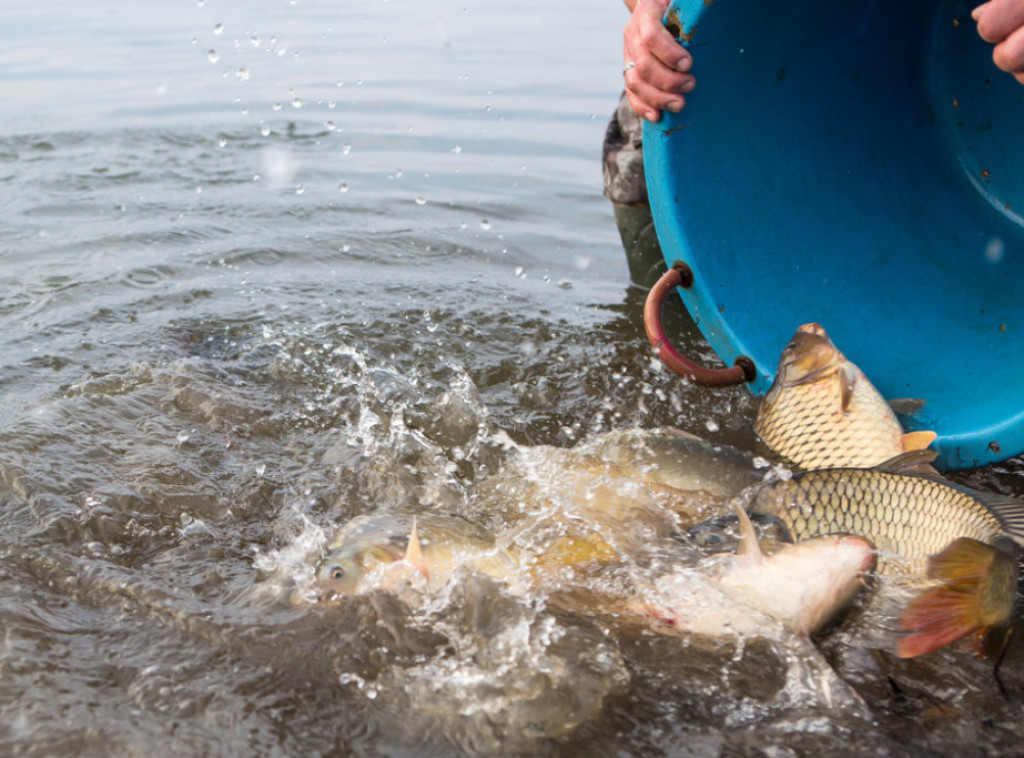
838;363;856;414
901;430;937;452
733;502;763;560
404;517;429;578
875;449;940;475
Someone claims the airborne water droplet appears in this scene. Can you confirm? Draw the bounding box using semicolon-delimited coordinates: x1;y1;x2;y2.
213;22;224;35
338;183;349;192
236;67;250;81
177;430;191;443
207;49;220;63
480;219;491;230
415;197;426;206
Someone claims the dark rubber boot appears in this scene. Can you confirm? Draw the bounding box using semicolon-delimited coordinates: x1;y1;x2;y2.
612;201;666;291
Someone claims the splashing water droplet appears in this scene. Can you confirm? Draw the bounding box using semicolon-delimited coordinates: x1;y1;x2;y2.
197;0;205;6
272;102;282;111
452;144;462;154
705;419;720;433
261;126;271;137
480;219;491;230
415;196;426;206
295;185;305;195
255;463;266;477
177;430;191;443
338;183;349;192
213;22;224;35
292;97;304;108
342;143;352;155
207;49;220;63
236;67;250;81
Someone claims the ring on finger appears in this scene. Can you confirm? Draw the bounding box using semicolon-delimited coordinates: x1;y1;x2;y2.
623;61;636;76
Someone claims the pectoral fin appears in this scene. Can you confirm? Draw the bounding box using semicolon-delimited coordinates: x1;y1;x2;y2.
896;538;1016;658
901;431;937;452
404;517;429;580
733;502;763;561
838;364;856;414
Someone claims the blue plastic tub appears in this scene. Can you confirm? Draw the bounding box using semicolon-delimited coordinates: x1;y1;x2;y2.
643;0;1024;469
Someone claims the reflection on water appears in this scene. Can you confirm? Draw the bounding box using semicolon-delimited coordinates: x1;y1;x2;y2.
2;1;1024;756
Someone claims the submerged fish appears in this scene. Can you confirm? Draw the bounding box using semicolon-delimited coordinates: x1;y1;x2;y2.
754;323;935;469
739;451;1024;656
313;513;519;602
579;427;767;502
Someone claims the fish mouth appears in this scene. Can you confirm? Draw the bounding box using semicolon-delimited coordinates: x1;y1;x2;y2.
836;534;878;574
780;333;838;384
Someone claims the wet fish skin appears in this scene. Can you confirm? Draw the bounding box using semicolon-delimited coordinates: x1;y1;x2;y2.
754;323;934;470
710;505;876;636
740;456;1024;656
581;427;767;501
741;462;1020;571
314;514;515;602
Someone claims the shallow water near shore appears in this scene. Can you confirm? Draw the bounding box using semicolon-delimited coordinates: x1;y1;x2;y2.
3;1;1024;756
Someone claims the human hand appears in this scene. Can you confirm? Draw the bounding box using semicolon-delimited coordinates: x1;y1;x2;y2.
973;0;1024;84
622;0;696;122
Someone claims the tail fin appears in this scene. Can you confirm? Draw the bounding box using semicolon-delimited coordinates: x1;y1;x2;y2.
897;538;1016;658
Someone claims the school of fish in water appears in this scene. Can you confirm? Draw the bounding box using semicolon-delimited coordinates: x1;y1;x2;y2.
303;322;1024;691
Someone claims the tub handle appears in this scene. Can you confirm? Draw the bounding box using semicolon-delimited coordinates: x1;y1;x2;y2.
643;263;757;387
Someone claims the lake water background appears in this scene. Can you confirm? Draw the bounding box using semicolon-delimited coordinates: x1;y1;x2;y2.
3;1;1024;756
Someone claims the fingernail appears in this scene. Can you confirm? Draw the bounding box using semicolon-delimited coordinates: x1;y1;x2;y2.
667;100;684;113
680;79;696;93
676;58;692;72
645;110;659;123
972;2;988;20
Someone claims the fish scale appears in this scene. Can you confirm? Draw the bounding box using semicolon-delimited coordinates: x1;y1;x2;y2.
755;372;905;469
745;468;1011;572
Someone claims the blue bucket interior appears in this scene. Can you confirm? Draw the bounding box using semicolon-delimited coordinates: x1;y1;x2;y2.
644;0;1024;469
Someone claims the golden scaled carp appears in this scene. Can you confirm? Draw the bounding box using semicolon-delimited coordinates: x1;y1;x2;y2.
754;323;936;470
739;451;1024;657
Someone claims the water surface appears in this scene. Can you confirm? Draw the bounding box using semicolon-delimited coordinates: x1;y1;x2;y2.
2;1;1024;756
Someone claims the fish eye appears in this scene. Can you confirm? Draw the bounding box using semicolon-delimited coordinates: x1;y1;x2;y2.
329;565;345;580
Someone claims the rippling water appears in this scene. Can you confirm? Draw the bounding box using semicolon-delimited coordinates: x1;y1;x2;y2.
3;1;1024;756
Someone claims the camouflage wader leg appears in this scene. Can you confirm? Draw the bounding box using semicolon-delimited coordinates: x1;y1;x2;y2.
602;92;666;291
